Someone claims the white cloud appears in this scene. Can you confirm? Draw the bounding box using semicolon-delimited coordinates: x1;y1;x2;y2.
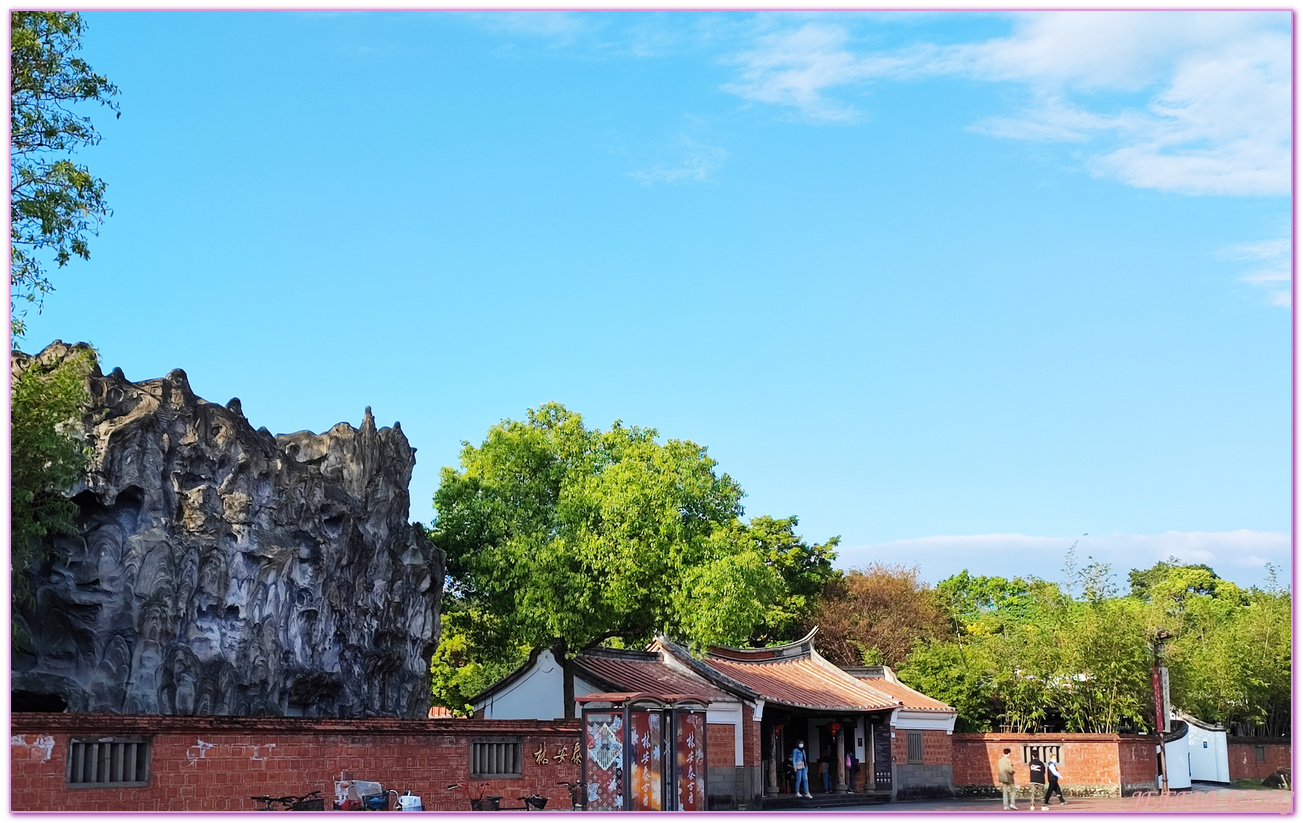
629;134;729;186
1220;236;1291;307
720;22;920;123
837;529;1290;590
458;11;591;47
721;11;1291;196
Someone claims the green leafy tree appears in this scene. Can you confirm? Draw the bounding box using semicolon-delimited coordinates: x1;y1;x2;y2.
11;11;119;338
430;403;835;714
1128;557;1224;605
1142;561;1292;737
935;571;1041;637
10;345;95;608
899;640;997;732
892;560;1290;736
674;542;783;650
734;515;839;643
1055;597;1153;733
428;606;529;717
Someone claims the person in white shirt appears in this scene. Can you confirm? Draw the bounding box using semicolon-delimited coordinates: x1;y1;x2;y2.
1046;757;1067;805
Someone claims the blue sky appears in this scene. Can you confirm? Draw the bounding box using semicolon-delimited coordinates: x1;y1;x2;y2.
16;10;1292;591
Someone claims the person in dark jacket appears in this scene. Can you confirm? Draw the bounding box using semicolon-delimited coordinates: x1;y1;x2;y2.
1046;757;1067;805
1027;754;1047;811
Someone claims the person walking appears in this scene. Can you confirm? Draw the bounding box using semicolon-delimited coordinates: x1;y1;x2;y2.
819;749;831;793
1046;757;1067;805
1028;753;1047;811
792;740;812;798
998;748;1017;810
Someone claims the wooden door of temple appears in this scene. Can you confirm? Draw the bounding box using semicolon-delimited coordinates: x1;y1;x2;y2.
872;723;892;791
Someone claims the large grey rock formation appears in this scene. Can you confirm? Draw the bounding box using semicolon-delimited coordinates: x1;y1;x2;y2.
12;341;444;717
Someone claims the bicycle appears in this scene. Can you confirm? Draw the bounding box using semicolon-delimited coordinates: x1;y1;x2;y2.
448;782;548;811
448;782;501;811
557;781;587;811
250;791;324;811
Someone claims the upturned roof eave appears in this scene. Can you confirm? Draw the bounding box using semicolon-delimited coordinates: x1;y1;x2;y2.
652;636;763;702
705;627;820;661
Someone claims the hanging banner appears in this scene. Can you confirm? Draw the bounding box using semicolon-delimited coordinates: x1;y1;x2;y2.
1160;667;1171;733
584;711;624;812
674;711;707;811
1151;667;1166;734
629;711;663;811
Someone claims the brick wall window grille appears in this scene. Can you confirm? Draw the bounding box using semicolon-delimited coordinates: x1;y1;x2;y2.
67;737;151;787
471;738;523;778
1021;744;1062;767
1254;746;1266;763
906;732;923;764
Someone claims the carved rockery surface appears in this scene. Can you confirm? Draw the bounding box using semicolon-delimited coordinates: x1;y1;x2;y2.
13;342;444;717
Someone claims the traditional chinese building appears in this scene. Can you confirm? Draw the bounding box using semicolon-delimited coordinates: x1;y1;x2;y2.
469;629;957;807
471;645;758;808
653;630;957;802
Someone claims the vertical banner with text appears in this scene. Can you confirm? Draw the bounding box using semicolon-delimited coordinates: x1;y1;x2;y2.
674;711;707;811
1151;667;1167;734
1160;667;1170;732
629;711;663;811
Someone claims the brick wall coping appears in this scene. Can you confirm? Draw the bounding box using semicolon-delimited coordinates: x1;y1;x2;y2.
10;713;580;736
1227;737;1291;746
953;733;1155;743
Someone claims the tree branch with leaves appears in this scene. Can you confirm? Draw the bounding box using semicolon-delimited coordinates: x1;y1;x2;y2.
11;11;119;338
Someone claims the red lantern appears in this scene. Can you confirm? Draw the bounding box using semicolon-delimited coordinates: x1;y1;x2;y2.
829;722;841;734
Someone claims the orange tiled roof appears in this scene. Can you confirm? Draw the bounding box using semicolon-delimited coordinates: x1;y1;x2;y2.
575;649;731;703
704;655;901;712
686;630;903;713
849;674;954;713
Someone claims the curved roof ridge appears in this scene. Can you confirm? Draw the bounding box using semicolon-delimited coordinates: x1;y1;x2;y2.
705;627;819;661
579;646;660;661
1175;710;1225;732
651;636;762;701
808;646;905;709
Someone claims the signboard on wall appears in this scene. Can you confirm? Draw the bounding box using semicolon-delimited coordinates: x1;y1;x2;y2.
674;711;706;811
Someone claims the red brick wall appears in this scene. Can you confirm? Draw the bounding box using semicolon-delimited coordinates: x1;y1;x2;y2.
953;733;1155;795
743;715;760;769
1116;739;1157;792
12;714;579;812
891;729;952;766
1228;740;1291;780
707;723;735;769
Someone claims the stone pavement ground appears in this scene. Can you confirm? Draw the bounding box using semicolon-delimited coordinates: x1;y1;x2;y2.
793;783;1294;814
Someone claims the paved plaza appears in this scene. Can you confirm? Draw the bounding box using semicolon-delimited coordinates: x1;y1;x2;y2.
789;783;1293;814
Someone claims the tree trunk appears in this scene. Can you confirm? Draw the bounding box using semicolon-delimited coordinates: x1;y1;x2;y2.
559;643;575;720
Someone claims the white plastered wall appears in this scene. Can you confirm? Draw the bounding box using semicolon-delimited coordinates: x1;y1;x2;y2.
474;649;597;720
1184;718;1230;783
